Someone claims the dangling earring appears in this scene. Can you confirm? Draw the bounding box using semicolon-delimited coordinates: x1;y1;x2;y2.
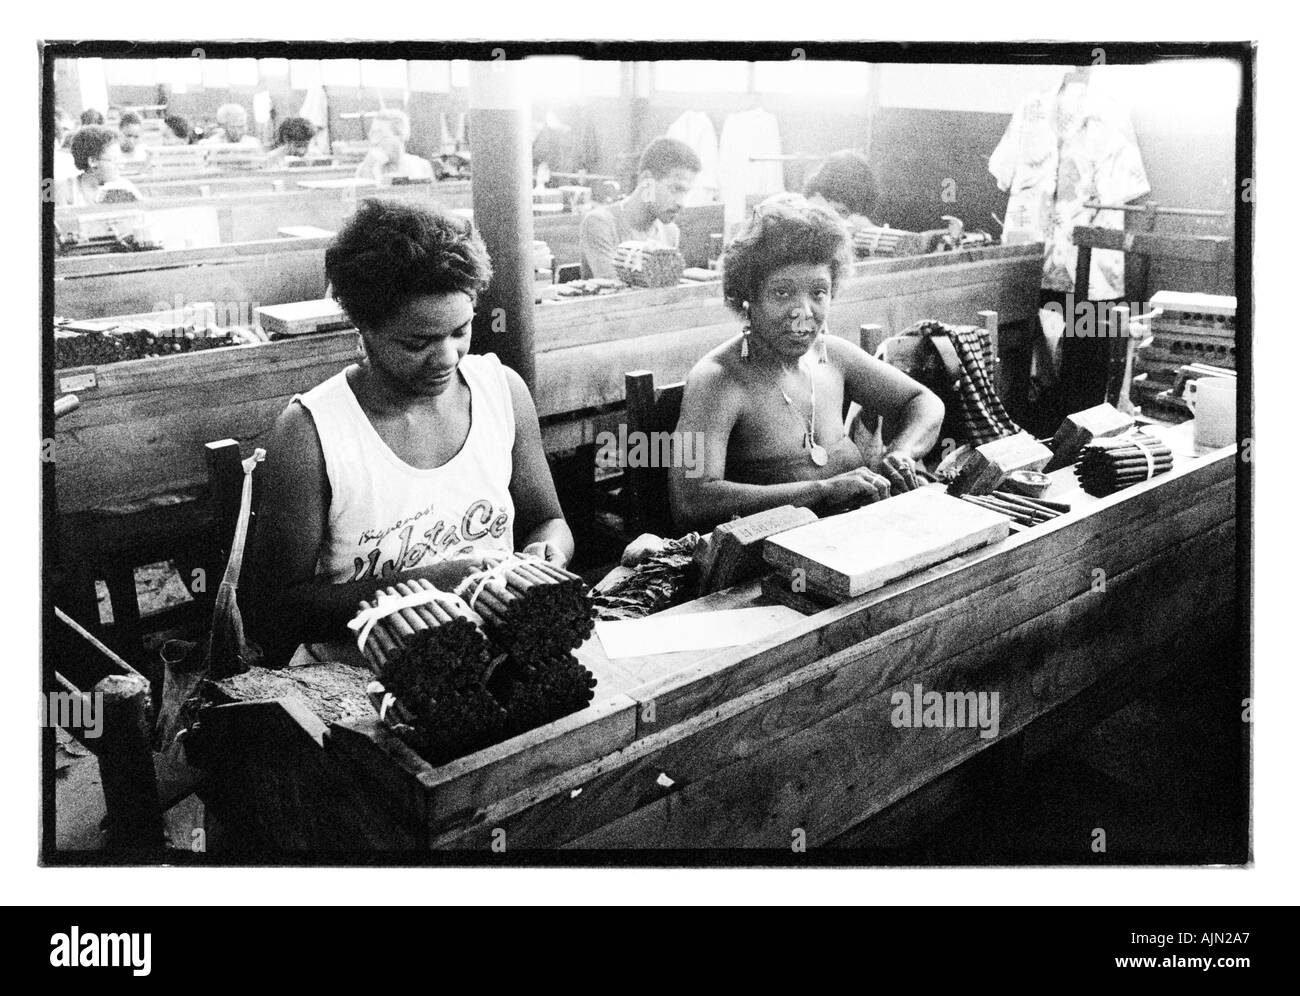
356;333;367;361
740;323;750;360
818;328;829;364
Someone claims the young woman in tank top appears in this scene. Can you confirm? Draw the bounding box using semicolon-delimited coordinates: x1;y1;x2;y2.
246;200;573;664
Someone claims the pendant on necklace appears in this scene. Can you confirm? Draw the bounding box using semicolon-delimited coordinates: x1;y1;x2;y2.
809;442;829;467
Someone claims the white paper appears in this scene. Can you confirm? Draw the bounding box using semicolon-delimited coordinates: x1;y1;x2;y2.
596;605;806;660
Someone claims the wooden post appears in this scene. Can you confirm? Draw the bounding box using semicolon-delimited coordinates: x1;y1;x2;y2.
978;309;1003;400
627;63;652;191
96;672;167;849
623;370;657;537
469;60;536;389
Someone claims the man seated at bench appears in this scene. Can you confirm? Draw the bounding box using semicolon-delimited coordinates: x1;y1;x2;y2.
668;194;944;533
265;116;319;164
203;103;262;148
578;137;700;279
354;109;435;185
117;111;149;164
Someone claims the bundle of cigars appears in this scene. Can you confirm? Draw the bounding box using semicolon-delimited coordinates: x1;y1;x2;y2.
457;558;595;660
1075;432;1174;497
352;567;597;766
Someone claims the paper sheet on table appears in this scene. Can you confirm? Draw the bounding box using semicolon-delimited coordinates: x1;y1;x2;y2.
596;605;806;660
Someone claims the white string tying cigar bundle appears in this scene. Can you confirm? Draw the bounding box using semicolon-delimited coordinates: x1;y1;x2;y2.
1117;431;1159;481
454;551;549;611
346;584;477;657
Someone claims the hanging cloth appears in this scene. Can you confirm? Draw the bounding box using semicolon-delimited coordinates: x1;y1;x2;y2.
989;74;1150;299
666;110;721;206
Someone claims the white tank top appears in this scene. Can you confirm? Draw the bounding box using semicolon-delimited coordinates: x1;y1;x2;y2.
297;352;517;588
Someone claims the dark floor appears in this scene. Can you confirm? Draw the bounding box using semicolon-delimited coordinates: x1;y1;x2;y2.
835;631;1248;864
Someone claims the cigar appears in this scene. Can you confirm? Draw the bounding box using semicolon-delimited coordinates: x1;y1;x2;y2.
378;591;416;639
987;491;1057;520
974;493;1042;518
393;581;443;628
357;599;397;673
994;492;1072;513
961;494;1033;525
382;586;429;635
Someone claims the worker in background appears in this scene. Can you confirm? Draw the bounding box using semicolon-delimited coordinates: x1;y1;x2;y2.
59;126;144;206
79;108;104;126
578;137;701;280
117;111;149;164
204;103;262;148
354;109;434;184
265;116;318;164
161;113;192;145
803;149;881;229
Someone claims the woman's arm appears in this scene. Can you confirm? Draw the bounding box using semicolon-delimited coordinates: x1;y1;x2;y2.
503;366;575;566
834;335;944;458
244;401;487;657
668;358;875;533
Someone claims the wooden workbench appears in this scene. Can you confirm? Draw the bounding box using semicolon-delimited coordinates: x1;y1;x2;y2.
188;432;1237;851
53;242;1042;519
53;210;583;320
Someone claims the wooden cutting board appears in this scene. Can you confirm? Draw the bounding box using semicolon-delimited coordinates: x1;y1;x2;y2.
762;487;1011;599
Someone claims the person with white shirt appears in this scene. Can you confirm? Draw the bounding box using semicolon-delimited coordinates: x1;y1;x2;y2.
578;137;700;280
245;199;573;666
116;111;150;164
354;109;435;185
203;103;263;148
60;126;144;206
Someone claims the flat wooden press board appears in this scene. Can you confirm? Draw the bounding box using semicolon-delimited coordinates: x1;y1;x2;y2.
763;487;1011;599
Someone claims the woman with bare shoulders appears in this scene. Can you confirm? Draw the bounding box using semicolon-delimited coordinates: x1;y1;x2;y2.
669;195;944;533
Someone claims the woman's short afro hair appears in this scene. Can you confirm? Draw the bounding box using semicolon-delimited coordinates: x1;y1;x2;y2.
721;193;852;316
325;198;493;330
70;126;120;172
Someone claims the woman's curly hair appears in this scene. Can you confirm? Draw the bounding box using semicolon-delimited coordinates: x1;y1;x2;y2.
70;126;119;172
325;199;493;330
721;194;853;316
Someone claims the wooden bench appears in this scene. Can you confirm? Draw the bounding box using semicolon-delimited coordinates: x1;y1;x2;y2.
184;433;1238;850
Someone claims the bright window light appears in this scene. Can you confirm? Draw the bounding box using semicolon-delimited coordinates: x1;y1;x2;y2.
229;59;260;87
524;57;621;99
654;61;749;93
289;60;322;90
409;60;452;93
320;59;362;88
158;57;203;88
753;60;869;96
103;58;157;87
361;59;408;90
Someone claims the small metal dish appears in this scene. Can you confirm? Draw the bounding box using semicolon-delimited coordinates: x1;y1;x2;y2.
1004;469;1051;497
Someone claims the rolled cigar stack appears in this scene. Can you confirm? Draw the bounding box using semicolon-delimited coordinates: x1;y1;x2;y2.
959;491;1068;527
1075;432;1174;497
852;225;924;257
461;559;596;661
356;578;506;765
490;650;599;739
